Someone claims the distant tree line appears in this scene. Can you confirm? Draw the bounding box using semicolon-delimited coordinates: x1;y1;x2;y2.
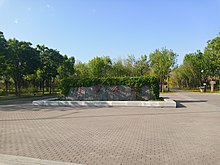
0;31;75;96
170;33;220;89
0;31;178;95
4;31;220;96
71;51;177;93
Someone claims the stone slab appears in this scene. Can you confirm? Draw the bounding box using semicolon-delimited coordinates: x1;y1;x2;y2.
68;85;151;101
32;98;176;108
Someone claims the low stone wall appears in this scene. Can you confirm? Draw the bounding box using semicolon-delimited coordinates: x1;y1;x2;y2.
67;85;151;101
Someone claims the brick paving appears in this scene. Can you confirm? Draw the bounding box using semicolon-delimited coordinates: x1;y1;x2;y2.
0;92;220;165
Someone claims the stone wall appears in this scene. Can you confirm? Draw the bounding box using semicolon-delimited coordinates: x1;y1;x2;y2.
67;85;151;101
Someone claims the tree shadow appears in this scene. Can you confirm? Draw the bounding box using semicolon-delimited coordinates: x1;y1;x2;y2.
1;109;219;122
0;96;56;105
0;106;107;112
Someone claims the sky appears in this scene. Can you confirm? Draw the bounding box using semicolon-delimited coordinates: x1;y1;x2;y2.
0;0;220;64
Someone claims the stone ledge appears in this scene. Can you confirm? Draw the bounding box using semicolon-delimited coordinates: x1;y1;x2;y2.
32;98;176;108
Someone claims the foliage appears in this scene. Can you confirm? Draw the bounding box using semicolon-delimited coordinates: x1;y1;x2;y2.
57;55;75;78
204;35;220;77
1;29;220;96
7;39;40;96
36;45;65;95
149;48;177;91
111;58;128;77
37;45;64;79
0;31;7;74
87;56;112;77
124;55;136;76
134;55;149;76
170;34;220;89
0;31;74;96
171;51;204;88
75;61;89;78
60;76;159;100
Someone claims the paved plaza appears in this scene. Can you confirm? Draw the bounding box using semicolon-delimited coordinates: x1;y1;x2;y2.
0;92;220;165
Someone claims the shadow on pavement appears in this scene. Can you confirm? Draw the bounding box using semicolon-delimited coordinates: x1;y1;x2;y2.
175;100;207;108
0;96;55;105
175;101;186;108
0;105;108;112
175;100;207;103
1;110;219;122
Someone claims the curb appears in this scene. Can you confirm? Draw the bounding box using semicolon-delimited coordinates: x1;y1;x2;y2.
32;98;176;108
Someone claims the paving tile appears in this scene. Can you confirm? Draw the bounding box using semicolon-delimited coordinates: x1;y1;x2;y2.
0;92;220;164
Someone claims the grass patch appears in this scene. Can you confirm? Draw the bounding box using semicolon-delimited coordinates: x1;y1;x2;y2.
0;94;33;101
0;92;60;101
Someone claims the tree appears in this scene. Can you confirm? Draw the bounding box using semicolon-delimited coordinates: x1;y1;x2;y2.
0;32;9;93
111;55;149;77
36;45;64;95
0;31;76;96
87;56;112;77
7;39;40;96
0;31;7;75
204;34;220;78
149;48;177;92
169;50;207;89
58;55;75;78
183;51;205;88
134;55;149;76
124;55;136;76
75;61;89;78
111;58;128;77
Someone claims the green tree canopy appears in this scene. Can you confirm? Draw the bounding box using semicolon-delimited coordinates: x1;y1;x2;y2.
75;61;89;78
171;51;204;88
0;31;7;74
134;55;149;76
204;34;220;78
7;39;40;95
149;48;177;91
36;45;64;94
111;58;128;77
87;56;112;77
58;55;75;78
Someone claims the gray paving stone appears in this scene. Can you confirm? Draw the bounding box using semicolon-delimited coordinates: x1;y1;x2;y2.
0;92;220;165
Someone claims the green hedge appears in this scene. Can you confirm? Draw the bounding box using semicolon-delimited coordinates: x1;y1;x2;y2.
60;76;159;100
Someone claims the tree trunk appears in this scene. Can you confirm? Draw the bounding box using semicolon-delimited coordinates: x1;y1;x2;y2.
4;80;9;95
42;79;45;96
15;80;18;96
46;79;49;92
22;78;25;90
160;77;164;92
49;77;52;94
17;72;22;97
33;78;36;88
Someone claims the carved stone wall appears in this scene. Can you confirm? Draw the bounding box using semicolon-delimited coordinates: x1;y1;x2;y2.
67;85;151;101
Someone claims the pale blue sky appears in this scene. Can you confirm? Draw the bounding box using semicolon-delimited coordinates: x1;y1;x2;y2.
0;0;220;64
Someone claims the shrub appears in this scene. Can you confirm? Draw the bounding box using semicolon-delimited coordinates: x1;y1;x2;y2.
60;76;159;100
